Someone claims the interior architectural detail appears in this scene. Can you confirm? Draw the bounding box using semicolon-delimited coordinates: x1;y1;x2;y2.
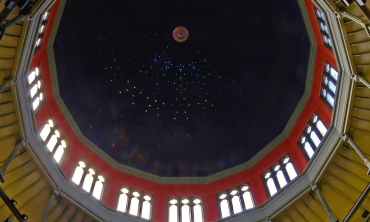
34;10;50;51
1;0;370;221
71;160;105;200
262;155;298;197
299;112;328;159
27;66;44;112
217;184;255;218
117;186;153;220
321;62;339;108
168;197;204;222
39;118;67;163
315;7;333;49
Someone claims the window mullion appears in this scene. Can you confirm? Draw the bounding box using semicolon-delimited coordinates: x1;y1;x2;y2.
281;164;291;183
127;191;133;213
239;188;246;211
79;168;89;188
89;175;98;194
50;137;61;155
137;192;143;217
307;137;317;151
179;199;182;222
325;86;335;97
44;128;54;144
190;199;194;222
271;170;281;190
325;73;336;84
227;193;234;215
312;127;323;140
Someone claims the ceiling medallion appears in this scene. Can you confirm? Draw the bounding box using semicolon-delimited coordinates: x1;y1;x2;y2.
173;26;189;42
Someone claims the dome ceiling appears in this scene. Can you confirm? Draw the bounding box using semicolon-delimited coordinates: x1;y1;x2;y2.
54;0;310;176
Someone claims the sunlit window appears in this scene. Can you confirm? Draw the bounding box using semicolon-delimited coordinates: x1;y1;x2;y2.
315;8;333;49
321;62;339;108
117;186;152;220
263;155;298;197
34;10;50;51
72;161;86;185
53;140;67;163
71;160;105;200
92;175;105;199
217;184;255;218
27;66;44;112
82;168;95;192
39;119;67;164
168;197;204;222
299;113;328;160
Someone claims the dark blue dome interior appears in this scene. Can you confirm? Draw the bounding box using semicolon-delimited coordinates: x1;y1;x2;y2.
54;0;310;176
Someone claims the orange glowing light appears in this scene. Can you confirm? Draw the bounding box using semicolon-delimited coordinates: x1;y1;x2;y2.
173;26;189;42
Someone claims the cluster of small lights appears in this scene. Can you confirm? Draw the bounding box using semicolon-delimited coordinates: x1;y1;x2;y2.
79;23;244;160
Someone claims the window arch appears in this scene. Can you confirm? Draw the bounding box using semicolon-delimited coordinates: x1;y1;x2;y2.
262;155;298;197
34;10;50;51
321;62;339;108
299;113;328;159
71;160;105;200
116;186;153;220
315;8;333;49
217;184;255;219
27;66;45;112
168;197;204;222
39;118;67;164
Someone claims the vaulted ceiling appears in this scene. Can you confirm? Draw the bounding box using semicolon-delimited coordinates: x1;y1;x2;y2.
1;0;370;221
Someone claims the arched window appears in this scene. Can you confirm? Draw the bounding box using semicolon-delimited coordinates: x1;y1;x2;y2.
40;119;53;141
116;186;153;220
262;155;298;197
53;140;67;163
71;161;86;185
192;199;203;222
315;8;333;49
241;185;254;210
217;184;255;219
117;188;129;212
169;199;178;222
181;199;191;222
92;175;105;199
129;191;140;216
27;66;44;112
71;160;105;200
39;119;67;164
321;62;339;108
82;168;95;192
34;10;51;51
299;113;328;160
141;195;152;220
218;194;230;218
168;197;204;222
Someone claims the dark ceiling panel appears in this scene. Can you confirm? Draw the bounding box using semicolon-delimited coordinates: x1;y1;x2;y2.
54;0;310;176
